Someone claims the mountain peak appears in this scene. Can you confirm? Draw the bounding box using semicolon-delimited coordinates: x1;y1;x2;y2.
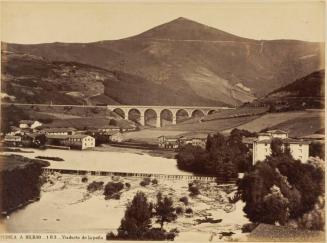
171;17;193;22
134;17;251;42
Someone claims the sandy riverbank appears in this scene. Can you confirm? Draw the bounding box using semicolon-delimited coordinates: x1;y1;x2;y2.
5;173;250;241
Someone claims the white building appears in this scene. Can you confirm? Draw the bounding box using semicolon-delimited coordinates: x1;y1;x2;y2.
253;130;309;164
46;134;95;150
19;120;42;129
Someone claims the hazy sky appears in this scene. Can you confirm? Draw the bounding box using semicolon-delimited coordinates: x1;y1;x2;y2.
1;1;325;44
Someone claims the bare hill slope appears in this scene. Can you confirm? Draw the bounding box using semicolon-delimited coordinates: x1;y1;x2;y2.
2;17;324;106
1;51;225;106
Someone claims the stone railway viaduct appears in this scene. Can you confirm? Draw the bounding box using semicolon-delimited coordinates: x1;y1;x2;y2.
2;103;234;128
107;105;234;127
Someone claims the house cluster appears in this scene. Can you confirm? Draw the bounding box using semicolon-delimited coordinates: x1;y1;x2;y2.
2;120;129;150
242;130;310;163
158;133;208;150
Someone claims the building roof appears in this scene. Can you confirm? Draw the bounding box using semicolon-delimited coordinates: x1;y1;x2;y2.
19;120;36;125
98;125;120;129
242;137;256;144
300;134;325;140
180;131;211;139
266;129;288;134
4;135;22;140
255;138;310;145
108;131;121;136
158;135;182;139
46;134;93;140
248;223;324;242
42;127;76;133
10;126;21;132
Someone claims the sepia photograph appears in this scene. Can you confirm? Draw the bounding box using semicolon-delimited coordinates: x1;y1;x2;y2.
0;0;325;242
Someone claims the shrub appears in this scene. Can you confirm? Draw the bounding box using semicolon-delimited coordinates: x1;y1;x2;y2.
152;179;158;185
144;177;151;184
81;176;88;183
112;193;121;200
241;223;259;233
188;185;200;196
111;176;120;181
175;206;184;215
104;181;124;198
140;181;147;187
179;196;189;205
106;232;116;240
140;177;151;187
185;208;193;214
87;181;104;192
125;182;131;188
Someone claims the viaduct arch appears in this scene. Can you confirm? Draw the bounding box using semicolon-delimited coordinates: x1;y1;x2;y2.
107;105;233;128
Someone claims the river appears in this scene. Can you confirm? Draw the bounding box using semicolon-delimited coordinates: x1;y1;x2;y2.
2;148;192;175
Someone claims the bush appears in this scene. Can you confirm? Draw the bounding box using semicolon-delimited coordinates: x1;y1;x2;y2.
140;181;147;187
87;181;104;192
111;176;120;181
112;193;121;200
106;232;116;240
81;176;88;183
152;179;158;185
125;182;131;188
188;185;200;196
144;177;151;184
185;208;193;214
140;177;151;187
175;206;184;215
104;181;124;198
179;196;189;205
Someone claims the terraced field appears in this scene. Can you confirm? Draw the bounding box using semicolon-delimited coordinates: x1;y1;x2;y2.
224;110;324;136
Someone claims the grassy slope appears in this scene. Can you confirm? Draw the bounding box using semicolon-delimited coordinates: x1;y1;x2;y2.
224;110;324;136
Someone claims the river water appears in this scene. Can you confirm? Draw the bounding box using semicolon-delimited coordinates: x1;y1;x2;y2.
3;148;192;175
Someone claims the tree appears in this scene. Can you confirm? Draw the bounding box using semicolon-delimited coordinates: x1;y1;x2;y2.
34;134;46;147
309;142;325;159
270;138;284;157
237;145;324;227
262;186;289;225
116;191;153;240
155;192;177;229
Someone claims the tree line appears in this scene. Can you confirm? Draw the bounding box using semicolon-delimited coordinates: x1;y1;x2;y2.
175;129;255;180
